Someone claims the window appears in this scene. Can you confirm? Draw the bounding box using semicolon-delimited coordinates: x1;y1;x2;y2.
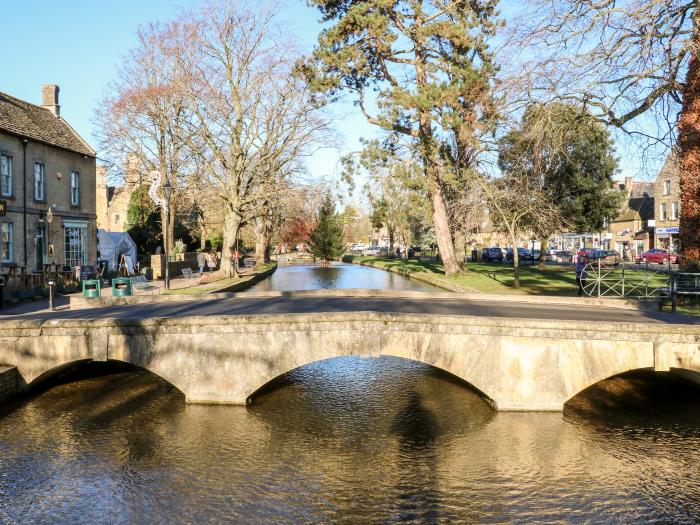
113;213;121;225
0;154;11;196
70;171;79;206
660;203;667;221
663;180;671;195
34;162;45;201
671;202;679;220
64;224;87;267
1;222;12;262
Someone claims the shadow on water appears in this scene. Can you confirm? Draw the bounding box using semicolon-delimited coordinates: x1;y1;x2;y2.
564;368;700;429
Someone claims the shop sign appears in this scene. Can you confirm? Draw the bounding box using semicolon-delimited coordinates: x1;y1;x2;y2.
0;200;5;216
657;227;679;234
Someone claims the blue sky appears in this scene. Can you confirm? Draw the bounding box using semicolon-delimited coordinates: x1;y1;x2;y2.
1;0;662;193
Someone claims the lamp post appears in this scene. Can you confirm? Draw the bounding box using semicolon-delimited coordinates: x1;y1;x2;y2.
162;180;173;291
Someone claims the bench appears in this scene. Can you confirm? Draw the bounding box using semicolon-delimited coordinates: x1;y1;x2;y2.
130;275;159;295
670;273;700;312
243;258;257;269
181;268;201;280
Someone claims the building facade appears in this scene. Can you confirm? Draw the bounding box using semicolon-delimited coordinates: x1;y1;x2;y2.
96;155;142;232
653;155;681;252
607;177;655;259
0;86;97;279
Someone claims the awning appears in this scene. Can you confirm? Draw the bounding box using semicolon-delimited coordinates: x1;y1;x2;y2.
634;232;648;240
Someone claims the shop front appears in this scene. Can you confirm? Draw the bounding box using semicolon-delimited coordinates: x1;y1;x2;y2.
655;226;680;252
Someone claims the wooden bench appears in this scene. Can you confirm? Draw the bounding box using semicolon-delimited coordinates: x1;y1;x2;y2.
130;275;159;295
670;272;700;312
181;268;201;280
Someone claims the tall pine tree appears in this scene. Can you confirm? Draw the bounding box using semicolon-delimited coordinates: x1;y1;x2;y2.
304;0;499;275
308;195;345;263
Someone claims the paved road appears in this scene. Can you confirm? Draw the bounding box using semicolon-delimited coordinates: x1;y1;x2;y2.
0;296;696;325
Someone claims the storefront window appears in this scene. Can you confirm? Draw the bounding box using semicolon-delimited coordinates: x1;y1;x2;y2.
64;224;87;267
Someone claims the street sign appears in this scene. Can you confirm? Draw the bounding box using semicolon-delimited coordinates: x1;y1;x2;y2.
657;227;679;234
0;200;6;216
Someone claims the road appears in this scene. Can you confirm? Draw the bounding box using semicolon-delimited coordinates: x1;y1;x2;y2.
0;295;696;325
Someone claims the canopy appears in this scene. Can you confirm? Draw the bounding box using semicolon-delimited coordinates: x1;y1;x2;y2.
97;229;138;274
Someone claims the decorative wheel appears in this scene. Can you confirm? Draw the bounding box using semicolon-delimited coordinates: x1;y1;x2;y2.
642;257;648;264
662;258;668;265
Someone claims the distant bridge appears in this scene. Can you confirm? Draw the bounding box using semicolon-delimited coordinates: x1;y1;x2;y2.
1;310;699;410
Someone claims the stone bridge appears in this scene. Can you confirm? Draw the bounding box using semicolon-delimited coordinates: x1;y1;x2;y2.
0;312;699;410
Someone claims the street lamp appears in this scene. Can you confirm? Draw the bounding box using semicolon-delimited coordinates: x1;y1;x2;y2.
162;180;173;291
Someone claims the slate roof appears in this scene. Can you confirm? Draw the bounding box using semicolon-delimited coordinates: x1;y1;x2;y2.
614;195;655;222
0;91;95;156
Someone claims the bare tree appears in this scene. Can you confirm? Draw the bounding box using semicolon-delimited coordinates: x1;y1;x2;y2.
94;22;193;253
518;0;700;261
172;0;332;276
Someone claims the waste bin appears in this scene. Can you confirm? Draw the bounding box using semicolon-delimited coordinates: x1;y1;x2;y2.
82;279;101;298
111;277;132;297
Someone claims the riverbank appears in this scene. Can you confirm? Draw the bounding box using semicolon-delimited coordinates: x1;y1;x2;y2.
163;262;277;295
343;255;579;295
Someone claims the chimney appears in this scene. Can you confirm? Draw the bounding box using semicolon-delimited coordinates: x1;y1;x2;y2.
42;84;60;117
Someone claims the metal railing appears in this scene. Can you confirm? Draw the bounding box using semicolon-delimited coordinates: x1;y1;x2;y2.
582;259;674;299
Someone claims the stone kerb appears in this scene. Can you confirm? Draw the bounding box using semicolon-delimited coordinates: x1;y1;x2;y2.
0;313;698;411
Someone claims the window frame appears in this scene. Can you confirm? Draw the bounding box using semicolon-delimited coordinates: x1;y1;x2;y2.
1;222;13;263
663;180;671;196
0;154;12;197
660;202;667;221
34;162;45;202
64;224;88;267
70;171;80;206
671;202;679;221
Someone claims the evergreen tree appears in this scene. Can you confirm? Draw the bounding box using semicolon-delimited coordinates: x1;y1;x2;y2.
304;0;499;275
498;103;621;267
308;195;345;262
125;185;161;257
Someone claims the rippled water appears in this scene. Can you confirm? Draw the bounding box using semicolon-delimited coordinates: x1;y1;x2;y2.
2;358;700;524
249;263;441;292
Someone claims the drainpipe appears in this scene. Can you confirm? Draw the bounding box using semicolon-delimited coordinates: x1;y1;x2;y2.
22;139;28;266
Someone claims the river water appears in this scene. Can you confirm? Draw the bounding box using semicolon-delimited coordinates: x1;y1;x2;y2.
2;358;700;524
249;262;441;292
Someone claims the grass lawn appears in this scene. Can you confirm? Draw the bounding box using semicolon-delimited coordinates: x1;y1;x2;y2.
344;255;580;295
344;255;676;297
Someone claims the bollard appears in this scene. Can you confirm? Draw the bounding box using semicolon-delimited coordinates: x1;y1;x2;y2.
48;280;55;311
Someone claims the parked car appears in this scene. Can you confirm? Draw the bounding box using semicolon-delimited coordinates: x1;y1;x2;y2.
548;250;573;263
506;247;535;262
635;248;681;265
577;248;595;261
482;247;504;262
363;246;380;256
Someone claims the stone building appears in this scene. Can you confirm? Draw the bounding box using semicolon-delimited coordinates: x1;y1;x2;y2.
608;177;655;259
96;155;142;232
0;85;96;276
653;155;681;252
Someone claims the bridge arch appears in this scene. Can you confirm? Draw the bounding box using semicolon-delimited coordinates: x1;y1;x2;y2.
25;358;186;399
245;355;497;408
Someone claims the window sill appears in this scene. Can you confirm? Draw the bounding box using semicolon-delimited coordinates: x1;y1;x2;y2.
0;195;15;201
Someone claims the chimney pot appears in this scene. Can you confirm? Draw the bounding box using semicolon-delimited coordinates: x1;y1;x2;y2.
42;84;60;117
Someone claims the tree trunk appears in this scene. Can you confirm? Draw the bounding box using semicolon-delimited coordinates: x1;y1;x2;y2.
454;231;467;268
388;227;395;257
678;21;700;264
220;212;241;277
427;175;461;275
160;202;175;254
538;237;548;270
255;218;270;264
511;236;520;289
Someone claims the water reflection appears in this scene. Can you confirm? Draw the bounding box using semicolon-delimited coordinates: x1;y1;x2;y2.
249;263;441;292
1;357;700;523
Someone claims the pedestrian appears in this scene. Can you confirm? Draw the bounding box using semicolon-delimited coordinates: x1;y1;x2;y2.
207;251;217;273
197;250;206;274
575;255;588;297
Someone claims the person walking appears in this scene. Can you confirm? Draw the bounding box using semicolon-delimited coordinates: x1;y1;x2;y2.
575;255;588;297
197;250;206;274
207;251;217;273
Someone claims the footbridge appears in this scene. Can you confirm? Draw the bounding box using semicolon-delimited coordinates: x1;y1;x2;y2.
1;305;699;410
